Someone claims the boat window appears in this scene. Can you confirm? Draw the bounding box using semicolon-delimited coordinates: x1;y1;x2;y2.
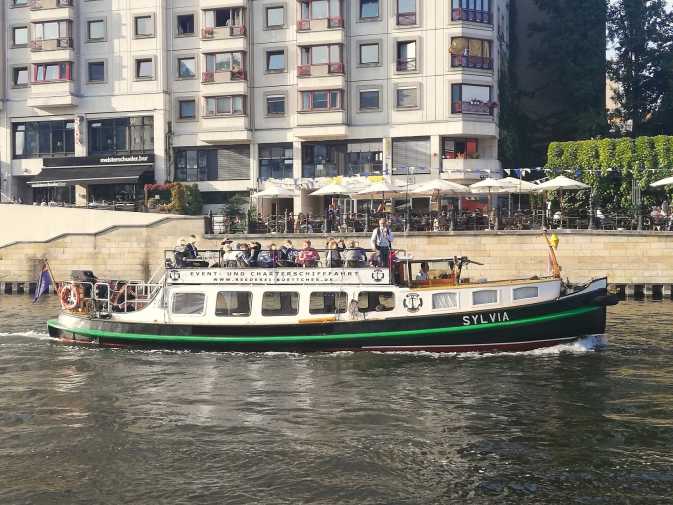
358;292;395;312
262;292;299;316
432;292;458;309
172;292;206;315
309;292;347;314
216;291;252;316
513;286;538;301
472;289;498;305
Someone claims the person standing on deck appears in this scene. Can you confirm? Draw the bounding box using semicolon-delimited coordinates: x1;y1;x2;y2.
370;218;393;267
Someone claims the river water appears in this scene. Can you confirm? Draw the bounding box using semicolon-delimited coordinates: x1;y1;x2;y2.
1;297;672;505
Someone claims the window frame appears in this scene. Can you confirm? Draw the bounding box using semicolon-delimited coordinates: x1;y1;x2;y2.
472;289;499;306
203;95;246;117
431;292;459;310
265;94;287;116
176;13;196;37
88;116;154;156
12;120;76;159
171;292;207;316
396;0;418;26
309;292;348;315
177;56;197;79
357;291;395;313
12;66;29;88
395;85;419;109
265;49;286;73
299;89;343;112
12;25;29;47
178;98;197;121
265;5;285;28
359;88;381;112
134;14;155;39
261;292;300;317
32;62;72;83
512;286;539;301
358;42;380;66
215;291;253;317
451;83;493;115
134;57;155;80
87;60;106;84
359;0;380;20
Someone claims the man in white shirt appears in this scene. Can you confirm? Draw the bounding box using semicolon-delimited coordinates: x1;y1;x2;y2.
370;218;393;267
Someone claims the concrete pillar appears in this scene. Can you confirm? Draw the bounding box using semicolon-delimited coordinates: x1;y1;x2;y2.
250;142;259;187
154;109;167;183
75;185;88;207
292;140;303;213
383;136;392;180
430;135;441;176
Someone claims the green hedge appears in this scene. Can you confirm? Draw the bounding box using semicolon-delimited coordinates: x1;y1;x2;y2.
546;136;673;211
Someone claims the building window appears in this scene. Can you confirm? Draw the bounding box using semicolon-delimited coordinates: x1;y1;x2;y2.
451;83;492;114
300;45;342;65
442;138;478;159
88;116;154;155
134;15;154;38
12;120;75;159
12;26;28;47
175;149;214;181
360;0;379;19
12;67;29;87
266;50;285;72
135;58;154;79
178;57;196;78
396;40;417;71
359;89;380;111
261;292;299;317
177;14;195;36
87;61;105;83
203;8;244;29
302;141;382;178
299;0;341;20
300;90;342;111
357;292;394;312
451;0;491;24
266;6;284;27
397;0;417;25
179;99;196;120
450;37;493;69
13;0;28;6
204;52;244;73
359;43;379;65
396;86;418;108
33;63;72;82
33;20;72;42
259;144;293;180
204;96;245;116
87;19;106;41
266;95;286;115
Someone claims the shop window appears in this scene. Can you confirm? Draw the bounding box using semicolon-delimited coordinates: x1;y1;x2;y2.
172;293;206;315
216;292;252;317
88;116;154;155
309;292;347;314
357;292;395;312
13;120;75;159
259;144;293;180
262;292;299;316
442;138;478;159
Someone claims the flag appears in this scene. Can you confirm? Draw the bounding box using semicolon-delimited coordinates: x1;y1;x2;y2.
33;265;52;303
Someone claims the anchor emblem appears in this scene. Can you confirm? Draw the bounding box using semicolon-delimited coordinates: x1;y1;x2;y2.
403;293;423;312
169;270;181;281
371;269;385;282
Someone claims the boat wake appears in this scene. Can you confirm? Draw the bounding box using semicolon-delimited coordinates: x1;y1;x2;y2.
0;330;54;341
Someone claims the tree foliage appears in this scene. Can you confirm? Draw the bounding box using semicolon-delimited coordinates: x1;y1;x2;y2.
184;184;203;215
607;0;673;135
546;136;673;212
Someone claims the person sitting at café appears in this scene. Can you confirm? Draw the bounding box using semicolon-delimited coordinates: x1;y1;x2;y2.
325;239;342;268
416;262;430;281
297;240;320;267
345;240;367;268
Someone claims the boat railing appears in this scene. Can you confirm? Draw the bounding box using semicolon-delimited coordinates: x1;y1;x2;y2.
60;280;163;315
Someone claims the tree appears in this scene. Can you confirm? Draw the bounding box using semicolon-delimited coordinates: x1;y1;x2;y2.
184;184;203;215
607;0;673;135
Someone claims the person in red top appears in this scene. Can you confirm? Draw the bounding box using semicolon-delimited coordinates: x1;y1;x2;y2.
297;240;320;267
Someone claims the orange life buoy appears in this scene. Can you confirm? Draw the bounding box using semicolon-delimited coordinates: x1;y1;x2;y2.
60;284;81;310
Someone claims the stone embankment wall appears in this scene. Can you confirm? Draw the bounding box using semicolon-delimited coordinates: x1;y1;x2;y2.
0;213;671;286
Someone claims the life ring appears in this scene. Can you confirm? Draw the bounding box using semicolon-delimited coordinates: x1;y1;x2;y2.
60;284;80;310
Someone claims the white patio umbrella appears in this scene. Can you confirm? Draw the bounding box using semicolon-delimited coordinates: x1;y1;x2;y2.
497;177;539;193
469;178;511;229
310;183;352;196
411;179;470;196
354;181;405;200
535;175;589;191
650;176;673;187
251;186;298;198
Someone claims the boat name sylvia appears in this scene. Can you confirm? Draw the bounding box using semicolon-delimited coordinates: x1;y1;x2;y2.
462;312;510;325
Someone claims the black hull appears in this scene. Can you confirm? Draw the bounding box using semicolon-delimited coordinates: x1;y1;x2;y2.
48;279;614;353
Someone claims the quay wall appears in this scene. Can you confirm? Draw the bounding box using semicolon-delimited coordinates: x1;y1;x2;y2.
0;216;671;286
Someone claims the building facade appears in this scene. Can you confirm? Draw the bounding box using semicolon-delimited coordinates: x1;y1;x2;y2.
0;0;508;213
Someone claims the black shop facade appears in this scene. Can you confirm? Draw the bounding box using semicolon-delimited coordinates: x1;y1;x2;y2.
29;154;155;207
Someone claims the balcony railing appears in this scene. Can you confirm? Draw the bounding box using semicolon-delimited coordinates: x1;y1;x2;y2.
452;100;495;115
396;58;417;72
397;12;417;25
451;8;492;24
297;17;344;31
450;54;493;70
297;64;311;77
328;16;344;28
29;0;72;10
201;25;246;39
328;62;344;74
297;19;311;31
297;63;345;77
30;37;73;51
201;69;247;83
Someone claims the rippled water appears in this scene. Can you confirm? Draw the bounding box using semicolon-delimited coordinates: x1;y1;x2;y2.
1;296;672;504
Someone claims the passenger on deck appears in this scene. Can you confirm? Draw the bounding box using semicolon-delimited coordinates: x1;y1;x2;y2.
174;237;189;267
257;244;278;268
345;240;367;267
279;240;298;267
416;262;430;281
325;239;342;268
186;234;199;258
247;241;261;267
297;240;320;267
237;243;251;267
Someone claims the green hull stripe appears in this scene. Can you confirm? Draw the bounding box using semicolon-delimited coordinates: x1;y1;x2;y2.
47;305;601;345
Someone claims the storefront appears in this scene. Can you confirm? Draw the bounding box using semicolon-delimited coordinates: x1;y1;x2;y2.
29;154;155;207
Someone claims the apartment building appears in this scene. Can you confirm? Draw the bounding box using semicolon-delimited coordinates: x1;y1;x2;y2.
0;0;508;213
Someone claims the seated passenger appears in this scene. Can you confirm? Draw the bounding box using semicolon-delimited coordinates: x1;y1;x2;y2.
369;251;381;267
186;234;199;259
174;237;189;267
257;244;279;268
246;242;261;267
279;240;298;267
345;240;367;267
237;243;251;267
297;240;320;267
325;239;342;268
416;262;430;281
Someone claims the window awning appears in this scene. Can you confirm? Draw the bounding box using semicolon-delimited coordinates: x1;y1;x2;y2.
28;165;153;187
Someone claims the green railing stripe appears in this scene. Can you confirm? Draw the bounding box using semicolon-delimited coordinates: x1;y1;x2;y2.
47;305;600;345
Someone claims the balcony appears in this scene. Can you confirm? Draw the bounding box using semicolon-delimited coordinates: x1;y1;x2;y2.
452;100;495;115
396;58;417;72
201;69;246;83
441;158;501;182
30;0;72;9
450;54;493;70
451;8;492;25
297;62;344;77
197;116;251;144
297;16;343;31
27;81;78;108
30;37;73;51
296;17;345;45
201;25;246;40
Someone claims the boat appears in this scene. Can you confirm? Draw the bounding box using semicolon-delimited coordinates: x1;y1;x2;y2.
47;238;618;353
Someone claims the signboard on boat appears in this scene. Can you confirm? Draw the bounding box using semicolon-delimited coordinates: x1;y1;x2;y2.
167;268;390;286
